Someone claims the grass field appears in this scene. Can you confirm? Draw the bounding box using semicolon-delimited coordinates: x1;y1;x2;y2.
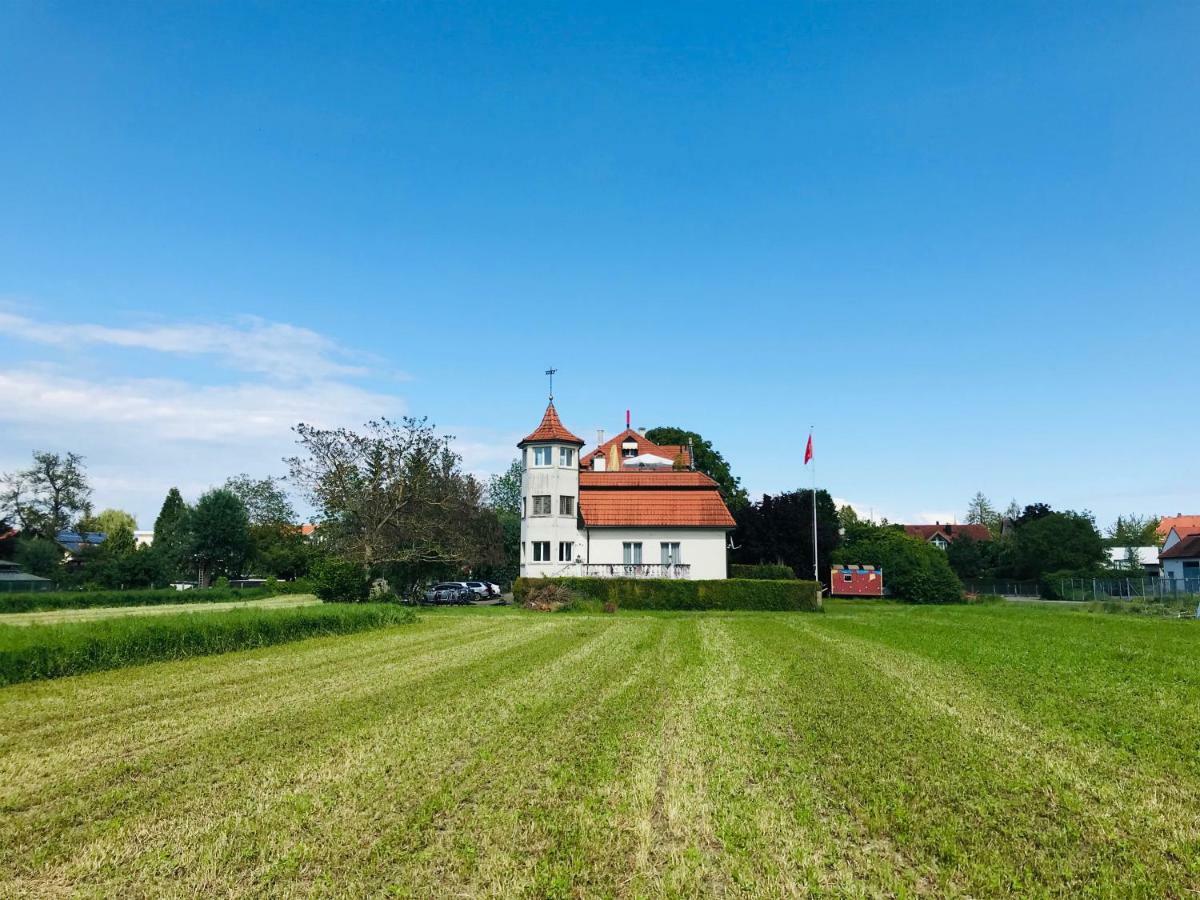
0;593;318;626
3;602;1199;896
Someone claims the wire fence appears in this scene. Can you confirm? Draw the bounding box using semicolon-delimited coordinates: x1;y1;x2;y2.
963;580;1041;597
1054;577;1200;603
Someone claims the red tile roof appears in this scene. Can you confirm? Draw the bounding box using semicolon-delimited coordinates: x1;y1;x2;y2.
580;429;690;468
1158;516;1200;539
579;470;718;489
518;402;585;447
903;523;992;543
579;489;736;528
1161;534;1200;560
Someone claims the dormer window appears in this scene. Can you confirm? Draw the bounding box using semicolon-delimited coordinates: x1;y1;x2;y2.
621;440;639;459
533;446;553;467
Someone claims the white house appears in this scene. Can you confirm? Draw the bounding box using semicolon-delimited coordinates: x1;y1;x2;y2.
518;402;735;581
1160;530;1200;589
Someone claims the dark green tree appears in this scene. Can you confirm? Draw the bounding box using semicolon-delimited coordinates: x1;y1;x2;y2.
834;522;963;603
188;489;251;586
153;488;193;581
484;459;523;588
1004;510;1106;579
0;519;16;560
945;533;997;581
732;489;840;582
645;426;749;511
13;536;62;578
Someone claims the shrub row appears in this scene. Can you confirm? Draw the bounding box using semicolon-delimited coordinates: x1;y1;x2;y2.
729;564;796;580
0;585;279;615
0;602;416;685
513;577;822;612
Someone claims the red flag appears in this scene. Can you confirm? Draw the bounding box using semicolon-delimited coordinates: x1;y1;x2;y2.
804;434;813;465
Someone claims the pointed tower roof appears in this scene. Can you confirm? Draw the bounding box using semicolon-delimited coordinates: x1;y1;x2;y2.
518;402;585;447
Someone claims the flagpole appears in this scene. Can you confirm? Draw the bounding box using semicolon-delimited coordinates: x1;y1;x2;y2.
810;425;818;584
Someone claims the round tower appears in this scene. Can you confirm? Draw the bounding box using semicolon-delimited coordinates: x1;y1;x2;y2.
517;401;585;578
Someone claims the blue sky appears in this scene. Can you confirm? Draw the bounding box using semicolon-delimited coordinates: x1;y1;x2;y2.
2;2;1197;529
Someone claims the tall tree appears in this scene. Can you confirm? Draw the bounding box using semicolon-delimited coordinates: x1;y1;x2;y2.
485;459;522;515
86;508;138;536
0;519;16;560
1106;514;1160;548
964;492;1001;538
644;426;750;511
484;459;523;587
732;488;840;581
223;474;297;526
153;488;193;581
1;451;92;538
189;489;251;586
286;417;503;591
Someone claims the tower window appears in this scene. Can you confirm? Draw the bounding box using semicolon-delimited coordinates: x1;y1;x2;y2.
558;541;573;562
559;447;574;467
532;495;551;516
533;541;550;562
533;446;553;466
559;495;574;516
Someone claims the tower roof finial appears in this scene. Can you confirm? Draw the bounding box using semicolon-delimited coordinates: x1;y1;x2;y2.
545;367;558;402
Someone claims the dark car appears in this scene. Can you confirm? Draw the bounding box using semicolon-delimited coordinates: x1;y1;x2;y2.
423;582;474;605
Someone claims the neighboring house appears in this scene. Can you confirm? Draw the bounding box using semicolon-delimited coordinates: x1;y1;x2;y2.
0;559;53;593
1105;546;1161;575
1160;534;1200;590
1157;515;1200;543
54;530;106;562
903;523;991;550
518;402;734;580
1162;526;1199;553
133;530;154;548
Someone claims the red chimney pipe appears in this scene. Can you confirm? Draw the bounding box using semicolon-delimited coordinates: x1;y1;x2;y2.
626;409;630;429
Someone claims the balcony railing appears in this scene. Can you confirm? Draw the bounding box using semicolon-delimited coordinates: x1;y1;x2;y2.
579;563;691;579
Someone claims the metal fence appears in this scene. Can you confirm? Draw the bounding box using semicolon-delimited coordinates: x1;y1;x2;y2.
1055;576;1200;603
963;580;1041;598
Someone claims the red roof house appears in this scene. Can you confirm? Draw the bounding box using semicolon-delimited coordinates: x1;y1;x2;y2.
903;523;991;550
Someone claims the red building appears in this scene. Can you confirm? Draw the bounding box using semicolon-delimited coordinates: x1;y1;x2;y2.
830;565;884;597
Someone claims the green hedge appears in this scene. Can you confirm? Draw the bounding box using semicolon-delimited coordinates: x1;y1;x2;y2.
0;586;282;615
0;603;416;685
729;564;795;580
513;577;822;612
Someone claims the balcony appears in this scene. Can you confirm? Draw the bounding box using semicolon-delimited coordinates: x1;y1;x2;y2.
578;563;691;579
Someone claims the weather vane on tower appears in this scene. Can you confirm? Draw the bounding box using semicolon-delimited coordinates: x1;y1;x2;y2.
545;367;557;401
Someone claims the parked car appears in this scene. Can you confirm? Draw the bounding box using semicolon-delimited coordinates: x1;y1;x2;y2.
464;581;499;598
423;582;474;605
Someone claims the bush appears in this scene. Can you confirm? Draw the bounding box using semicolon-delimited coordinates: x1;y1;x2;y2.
0;603;417;685
729;564;795;580
310;558;370;603
524;583;574;612
834;524;963;603
0;586;274;615
512;577;822;612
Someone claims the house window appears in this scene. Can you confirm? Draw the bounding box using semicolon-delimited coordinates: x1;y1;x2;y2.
931;536;948;550
660;542;681;565
622;441;638;459
559;495;574;516
623;542;643;565
533;446;553;467
559;541;573;562
843;573;853;583
532;541;550;562
532;495;551;516
559;447;574;467
521;497;527;519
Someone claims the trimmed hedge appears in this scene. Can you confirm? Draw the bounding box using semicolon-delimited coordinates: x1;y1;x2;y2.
729;564;795;580
0;602;417;685
0;586;280;615
513;577;822;612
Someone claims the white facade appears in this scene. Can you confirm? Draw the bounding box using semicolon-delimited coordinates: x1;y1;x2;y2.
581;527;728;580
519;441;583;578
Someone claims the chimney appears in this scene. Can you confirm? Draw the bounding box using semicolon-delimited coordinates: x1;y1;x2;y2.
625;409;631;430
596;428;604;446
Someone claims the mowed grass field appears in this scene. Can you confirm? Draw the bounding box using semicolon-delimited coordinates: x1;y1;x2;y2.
3;602;1199;896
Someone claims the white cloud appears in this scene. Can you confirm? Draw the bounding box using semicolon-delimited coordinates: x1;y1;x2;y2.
0;310;399;382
